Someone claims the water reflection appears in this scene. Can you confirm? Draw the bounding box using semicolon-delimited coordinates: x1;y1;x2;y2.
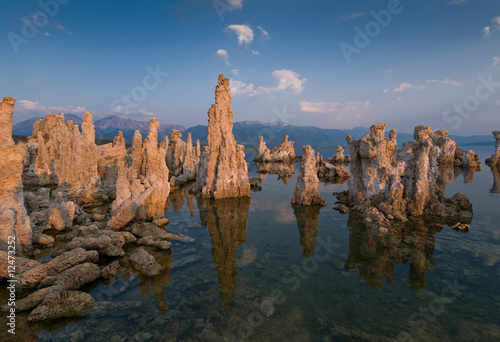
292;204;321;258
255;162;296;185
437;163;481;187
489;164;500;194
197;197;251;309
345;213;448;290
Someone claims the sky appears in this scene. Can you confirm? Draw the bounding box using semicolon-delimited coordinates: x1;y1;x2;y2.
1;0;499;135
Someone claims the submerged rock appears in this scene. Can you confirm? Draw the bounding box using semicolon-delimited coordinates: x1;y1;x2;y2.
196;74;250;199
28;290;95;322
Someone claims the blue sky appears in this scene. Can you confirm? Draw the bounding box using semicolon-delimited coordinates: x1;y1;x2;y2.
1;0;499;135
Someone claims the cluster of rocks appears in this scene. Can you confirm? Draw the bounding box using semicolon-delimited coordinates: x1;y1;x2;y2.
335;124;477;223
166;130;201;186
196;74;251;199
327;145;351;165
254;135;297;163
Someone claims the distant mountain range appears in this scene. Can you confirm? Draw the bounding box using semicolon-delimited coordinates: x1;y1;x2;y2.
13;114;495;148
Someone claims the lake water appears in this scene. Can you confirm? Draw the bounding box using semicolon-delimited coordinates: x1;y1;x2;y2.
4;146;500;341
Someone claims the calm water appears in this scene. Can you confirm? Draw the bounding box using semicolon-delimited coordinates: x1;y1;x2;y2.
5;146;500;341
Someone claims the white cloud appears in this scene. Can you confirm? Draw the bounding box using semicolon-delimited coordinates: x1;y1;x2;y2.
230;69;306;97
257;26;271;40
299;101;370;114
216;49;231;66
492;56;500;67
393;83;426;92
43;32;52;37
271;69;306;94
138;108;155;116
383;88;389;94
426;78;462;87
227;24;254;46
493;16;500;30
484;26;491;37
231;69;240;76
251;50;260;56
52;22;72;35
17;100;87;114
227;0;243;10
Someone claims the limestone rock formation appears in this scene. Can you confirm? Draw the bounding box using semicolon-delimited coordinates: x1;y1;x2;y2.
254;135;296;163
317;162;350;183
28;290;95;322
486;131;500;168
108;118;170;227
292;146;325;206
337;124;474;223
167;130;199;185
327;145;351;165
196;74;250;199
0;97;32;249
30;112;101;203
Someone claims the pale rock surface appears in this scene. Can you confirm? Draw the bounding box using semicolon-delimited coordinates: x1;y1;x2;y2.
30;112;101;203
254;135;296;163
196;74;250;199
28;290;95;322
337;124;474;223
486;131;500;168
292;146;325;206
0;97;32;248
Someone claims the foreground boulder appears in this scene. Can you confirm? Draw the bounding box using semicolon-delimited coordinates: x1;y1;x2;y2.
0;97;32;249
196;74;250;199
337;124;474;223
292;146;325;206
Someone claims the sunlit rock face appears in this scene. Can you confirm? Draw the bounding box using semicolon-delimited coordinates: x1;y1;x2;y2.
254;135;296;163
0;97;32;248
30;112;101;203
292;145;325;206
339;124;474;223
327;145;351;165
196;74;250;199
108;118;170;228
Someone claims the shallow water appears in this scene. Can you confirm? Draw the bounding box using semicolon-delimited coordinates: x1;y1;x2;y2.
4;146;500;341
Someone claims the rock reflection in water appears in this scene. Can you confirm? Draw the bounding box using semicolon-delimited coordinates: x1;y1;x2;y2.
437;163;481;187
166;183;196;216
345;213;446;290
255;162;296;185
292;204;321;258
197;197;251;309
489;164;500;194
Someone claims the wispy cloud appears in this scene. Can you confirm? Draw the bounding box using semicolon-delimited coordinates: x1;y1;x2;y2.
339;12;366;21
231;69;240;76
426;78;462;87
446;0;469;5
251;50;260;56
216;49;231;66
484;26;491;37
227;24;254;46
227;0;243;10
299;101;370;114
17;100;87;114
393;82;426;93
230;69;306;97
483;16;500;37
257;26;271;41
491;56;500;68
